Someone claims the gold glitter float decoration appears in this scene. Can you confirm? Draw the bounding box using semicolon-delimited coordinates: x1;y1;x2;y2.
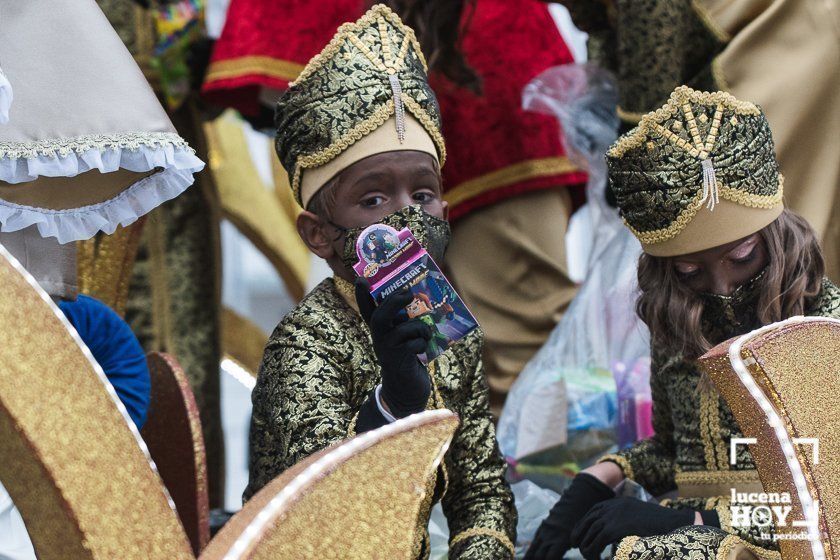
142;352;211;555
201;410;459;560
0;245;193;559
699;318;840;560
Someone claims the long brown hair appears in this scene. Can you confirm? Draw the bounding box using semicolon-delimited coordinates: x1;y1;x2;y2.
636;209;825;359
378;0;482;93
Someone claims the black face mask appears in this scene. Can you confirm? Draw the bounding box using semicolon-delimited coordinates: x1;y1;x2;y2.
330;205;451;270
699;267;767;332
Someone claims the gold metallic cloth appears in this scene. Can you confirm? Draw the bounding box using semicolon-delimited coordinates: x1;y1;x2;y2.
77;220;146;316
0;246;193;559
201;410;459;560
204;111;309;300
699;318;840;560
142;352;211;555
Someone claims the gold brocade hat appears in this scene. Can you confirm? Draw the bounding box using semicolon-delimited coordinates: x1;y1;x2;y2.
274;4;446;209
607;86;784;257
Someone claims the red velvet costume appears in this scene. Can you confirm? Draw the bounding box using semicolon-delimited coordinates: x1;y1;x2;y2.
203;0;586;220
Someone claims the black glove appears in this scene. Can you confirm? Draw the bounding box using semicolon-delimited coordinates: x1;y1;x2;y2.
524;473;615;559
355;278;432;418
570;497;695;560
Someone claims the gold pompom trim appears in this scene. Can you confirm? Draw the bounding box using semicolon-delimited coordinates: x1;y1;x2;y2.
598;453;635;481
290;4;427;88
623;175;784;245
715;535;782;560
607;86;761;159
450;528;516;558
614;536;640;560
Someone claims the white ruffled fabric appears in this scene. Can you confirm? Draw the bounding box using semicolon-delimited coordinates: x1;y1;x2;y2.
0;67;11;125
0;138;204;243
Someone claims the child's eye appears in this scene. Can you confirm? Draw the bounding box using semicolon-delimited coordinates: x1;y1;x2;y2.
360;195;385;208
730;245;757;264
674;262;700;279
412;190;436;203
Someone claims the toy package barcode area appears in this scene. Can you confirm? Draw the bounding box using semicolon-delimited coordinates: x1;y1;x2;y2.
353;223;478;363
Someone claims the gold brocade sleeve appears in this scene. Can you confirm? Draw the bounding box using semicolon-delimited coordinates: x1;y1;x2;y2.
600;349;678;496
442;346;517;559
662;497;778;551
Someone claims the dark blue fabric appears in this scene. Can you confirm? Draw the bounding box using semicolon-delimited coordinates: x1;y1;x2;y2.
58;295;150;429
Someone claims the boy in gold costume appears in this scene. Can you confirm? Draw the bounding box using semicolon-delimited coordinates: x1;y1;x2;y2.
245;6;516;558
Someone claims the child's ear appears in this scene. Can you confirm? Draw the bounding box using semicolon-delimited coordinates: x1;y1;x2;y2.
297;211;336;260
441;200;449;222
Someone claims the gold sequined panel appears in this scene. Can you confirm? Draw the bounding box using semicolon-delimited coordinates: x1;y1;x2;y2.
201;411;458;560
0;249;193;559
698;319;839;560
742;320;836;559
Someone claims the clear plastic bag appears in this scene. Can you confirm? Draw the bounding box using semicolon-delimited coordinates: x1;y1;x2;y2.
497;64;652;492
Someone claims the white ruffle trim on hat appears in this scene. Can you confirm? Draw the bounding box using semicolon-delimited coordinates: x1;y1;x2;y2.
0;132;205;243
0;67;12;124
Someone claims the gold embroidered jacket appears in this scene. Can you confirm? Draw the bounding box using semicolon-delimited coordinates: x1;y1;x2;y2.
247;278;517;559
602;278;840;559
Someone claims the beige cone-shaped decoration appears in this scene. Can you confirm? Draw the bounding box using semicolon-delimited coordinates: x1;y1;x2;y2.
699;317;840;560
0;0;204;243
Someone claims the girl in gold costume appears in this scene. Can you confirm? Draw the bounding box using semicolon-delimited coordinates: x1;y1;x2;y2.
527;87;840;559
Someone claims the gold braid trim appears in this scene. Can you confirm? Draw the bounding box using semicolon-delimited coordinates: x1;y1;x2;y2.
622;175;784;245
702;383;722;470
675;470;760;486
614;536;640;560
598;453;635;481
607;86;761;159
292;101;396;199
691;0;732;43
716;535;782;560
450;528;515;558
291;5;427;87
401;94;447;166
346;410;360;438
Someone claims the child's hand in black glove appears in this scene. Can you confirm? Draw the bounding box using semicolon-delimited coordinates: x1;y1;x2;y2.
571;497;695;560
355;278;432;418
524;473;615;559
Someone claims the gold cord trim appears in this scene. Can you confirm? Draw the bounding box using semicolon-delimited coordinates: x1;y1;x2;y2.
598;453;635;481
622;175;784;245
291;5;427;88
293;101;395;200
614;536;640;560
401;94;447;166
444;156;579;210
716;535;782;560
346;410;360;438
691;0;732;43
608;86;761;159
616;106;647;124
699;385;721;469
675;470;760;486
204;56;305;84
450;528;515;558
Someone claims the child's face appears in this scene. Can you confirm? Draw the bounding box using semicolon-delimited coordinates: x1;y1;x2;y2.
297;150;447;281
329;151;446;229
406;296;432;318
671;233;769;295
